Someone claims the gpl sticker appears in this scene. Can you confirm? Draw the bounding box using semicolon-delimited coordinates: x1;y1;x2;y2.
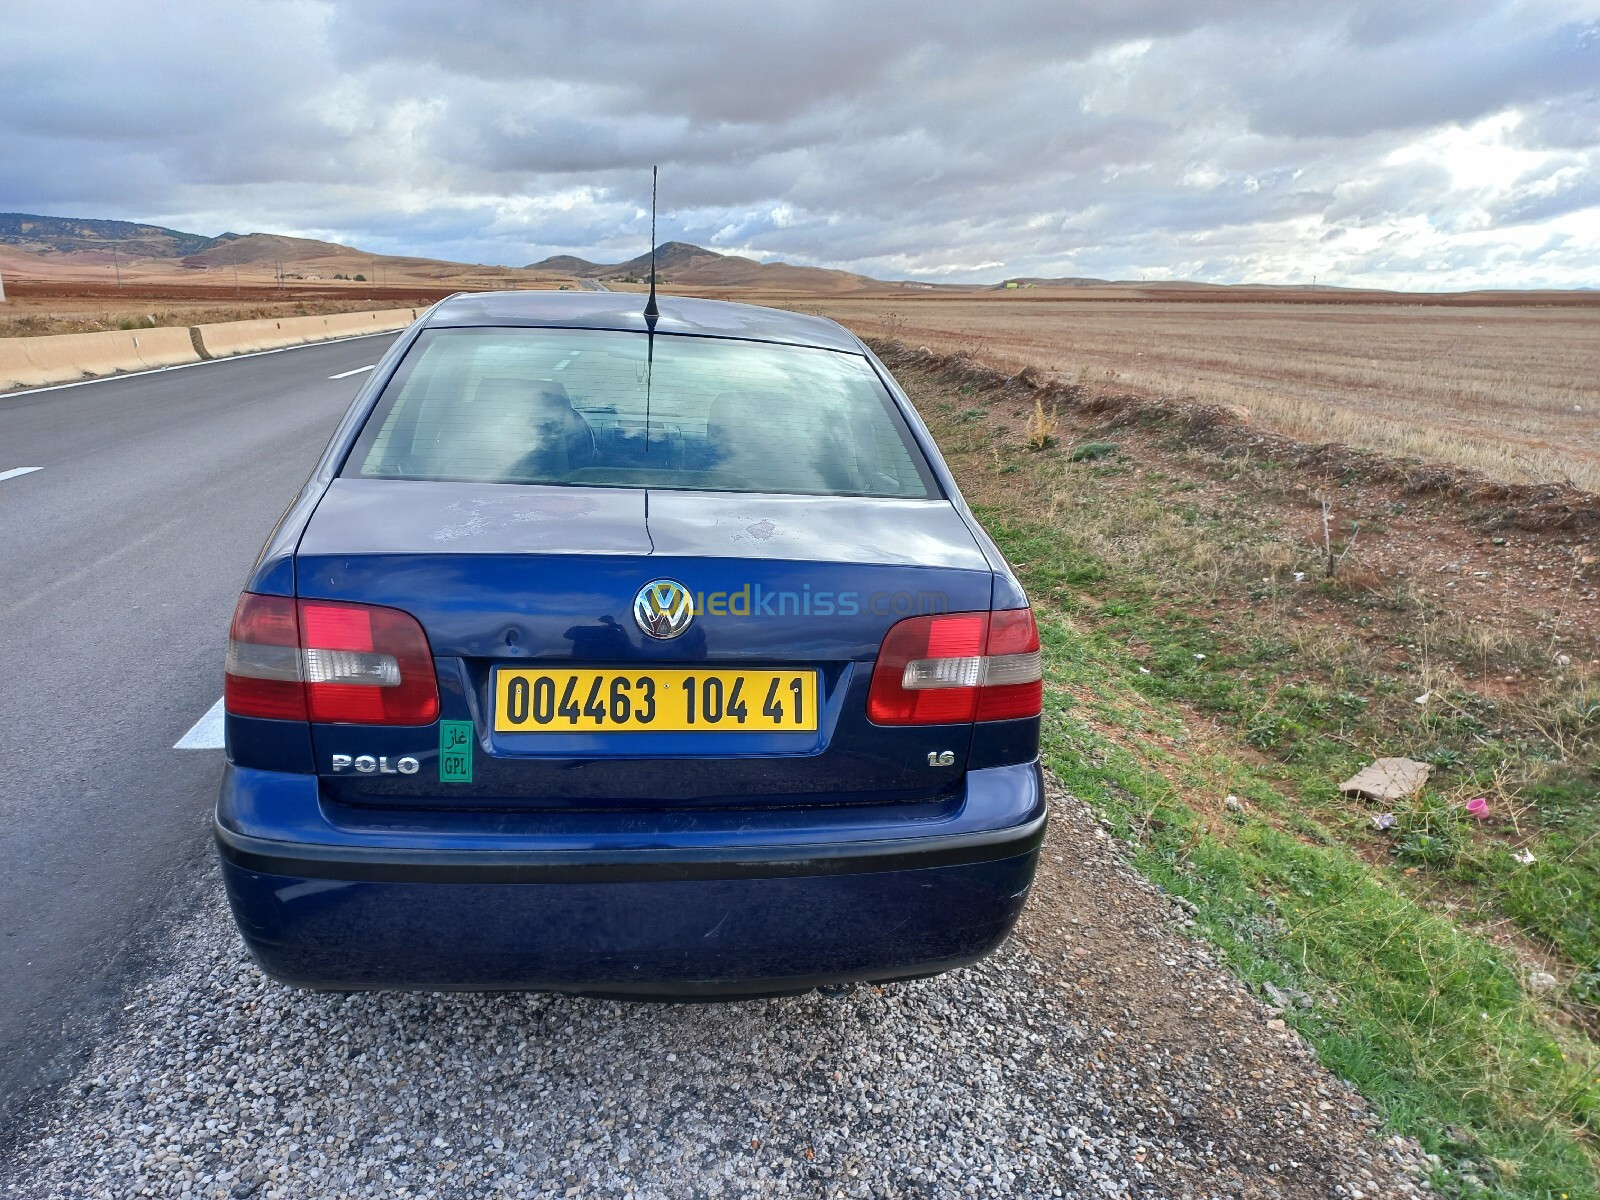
439;720;474;783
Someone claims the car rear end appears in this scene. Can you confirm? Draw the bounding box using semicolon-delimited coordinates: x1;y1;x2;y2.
215;295;1045;996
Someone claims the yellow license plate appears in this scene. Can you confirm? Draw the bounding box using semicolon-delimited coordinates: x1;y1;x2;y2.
493;668;819;733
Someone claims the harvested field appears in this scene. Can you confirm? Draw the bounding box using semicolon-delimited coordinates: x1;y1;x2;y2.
10;280;1597;494
790;297;1600;494
0;279;462;338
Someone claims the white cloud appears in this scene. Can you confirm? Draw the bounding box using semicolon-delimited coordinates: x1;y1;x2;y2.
0;0;1596;287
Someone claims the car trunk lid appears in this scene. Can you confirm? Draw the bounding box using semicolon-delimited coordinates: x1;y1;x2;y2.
296;478;994;810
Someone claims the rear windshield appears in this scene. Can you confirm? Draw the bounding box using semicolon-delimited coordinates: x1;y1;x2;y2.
342;327;938;499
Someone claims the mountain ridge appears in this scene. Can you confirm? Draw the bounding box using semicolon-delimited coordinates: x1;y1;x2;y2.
2;213;888;290
525;240;882;291
0;212;229;259
0;213;538;283
0;212;369;268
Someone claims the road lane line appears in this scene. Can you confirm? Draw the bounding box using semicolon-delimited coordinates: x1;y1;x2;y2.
0;330;402;400
0;467;43;482
329;364;376;379
174;698;226;750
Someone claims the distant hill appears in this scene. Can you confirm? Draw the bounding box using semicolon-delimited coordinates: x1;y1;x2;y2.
0;212;523;285
526;241;880;292
1001;276;1382;293
0;212;222;258
996;276;1113;288
179;231;363;268
528;254;604;275
0;212;359;267
5;212;938;293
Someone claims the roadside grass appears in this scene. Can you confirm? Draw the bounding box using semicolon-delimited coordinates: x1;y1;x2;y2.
902;359;1600;1196
1033;603;1599;1197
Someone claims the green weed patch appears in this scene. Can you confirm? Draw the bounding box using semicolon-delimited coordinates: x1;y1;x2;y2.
901;355;1600;1197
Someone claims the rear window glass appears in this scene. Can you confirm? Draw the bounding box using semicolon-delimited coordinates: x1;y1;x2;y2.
342;327;938;499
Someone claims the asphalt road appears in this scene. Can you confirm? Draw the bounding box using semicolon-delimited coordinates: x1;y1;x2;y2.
0;335;396;1122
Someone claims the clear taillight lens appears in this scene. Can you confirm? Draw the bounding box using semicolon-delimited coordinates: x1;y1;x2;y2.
224;594;439;725
866;609;1043;725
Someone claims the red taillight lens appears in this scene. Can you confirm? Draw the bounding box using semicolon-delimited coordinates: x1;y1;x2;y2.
867;613;985;724
300;600;439;725
866;609;1042;726
976;607;1044;721
226;594;307;720
224;593;439;725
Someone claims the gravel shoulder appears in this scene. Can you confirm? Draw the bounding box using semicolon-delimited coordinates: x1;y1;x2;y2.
0;783;1433;1200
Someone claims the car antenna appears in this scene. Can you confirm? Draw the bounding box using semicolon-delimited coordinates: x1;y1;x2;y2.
643;165;660;324
642;166;659;451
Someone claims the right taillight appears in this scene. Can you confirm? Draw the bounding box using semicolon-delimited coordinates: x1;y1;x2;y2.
866;608;1043;725
975;607;1044;721
225;593;439;725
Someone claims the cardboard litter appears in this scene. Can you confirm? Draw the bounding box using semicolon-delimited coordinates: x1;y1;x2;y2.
1339;757;1433;802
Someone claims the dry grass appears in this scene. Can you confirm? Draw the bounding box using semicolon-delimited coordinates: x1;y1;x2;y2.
0;298;411;338
796;297;1600;493
1022;393;1057;450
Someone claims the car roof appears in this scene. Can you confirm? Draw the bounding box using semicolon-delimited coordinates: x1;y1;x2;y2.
421;291;864;354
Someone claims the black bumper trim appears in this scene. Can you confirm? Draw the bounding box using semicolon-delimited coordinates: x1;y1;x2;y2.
213;810;1047;885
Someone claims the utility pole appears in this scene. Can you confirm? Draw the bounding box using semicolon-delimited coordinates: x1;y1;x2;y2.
112;244;122;287
234;263;240;298
0;268;6;303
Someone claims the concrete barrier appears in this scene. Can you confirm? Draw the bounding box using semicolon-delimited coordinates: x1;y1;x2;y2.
189;316;302;357
0;326;200;390
0;308;418;393
193;308;415;359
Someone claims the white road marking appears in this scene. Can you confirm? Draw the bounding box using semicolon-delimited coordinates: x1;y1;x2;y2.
174;698;226;749
0;330;402;400
0;466;43;482
328;364;376;379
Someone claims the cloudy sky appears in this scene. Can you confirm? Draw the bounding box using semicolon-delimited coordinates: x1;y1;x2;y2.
4;0;1598;288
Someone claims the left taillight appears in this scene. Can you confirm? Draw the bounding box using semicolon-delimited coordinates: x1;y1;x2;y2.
225;593;439;726
225;594;307;720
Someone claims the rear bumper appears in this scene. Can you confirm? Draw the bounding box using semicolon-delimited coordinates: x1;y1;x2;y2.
214;759;1045;996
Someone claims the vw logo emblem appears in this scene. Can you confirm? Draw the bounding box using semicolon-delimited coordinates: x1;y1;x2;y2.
633;579;694;640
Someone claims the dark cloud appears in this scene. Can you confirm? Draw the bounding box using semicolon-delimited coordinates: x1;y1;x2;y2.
1232;12;1598;138
1;0;1595;288
1492;166;1600;225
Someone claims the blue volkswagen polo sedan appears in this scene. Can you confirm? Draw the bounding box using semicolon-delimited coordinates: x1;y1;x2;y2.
215;291;1045;996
